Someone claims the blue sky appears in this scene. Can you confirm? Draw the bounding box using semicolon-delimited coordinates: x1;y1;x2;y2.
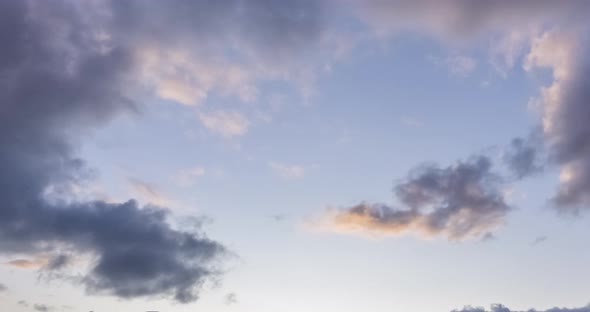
2;1;590;312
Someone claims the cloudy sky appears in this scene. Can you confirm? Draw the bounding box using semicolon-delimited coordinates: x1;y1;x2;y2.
1;1;590;312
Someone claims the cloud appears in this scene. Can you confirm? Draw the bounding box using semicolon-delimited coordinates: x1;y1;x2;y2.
4;254;69;271
401;116;425;128
271;214;288;222
0;0;227;303
349;1;590;82
531;235;548;246
344;2;590;219
224;292;238;305
139;48;258;106
353;1;590;40
322;156;510;240
5;258;47;269
446;55;477;76
128;178;160;199
504;136;544;180
0;283;7;292
198;110;250;138
524;29;590;212
45;254;71;271
269;162;306;179
34;304;53;312
357;2;590;216
174;167;206;187
109;0;332;107
0;0;341;299
489;29;534;76
4;0;590;304
127;177;176;208
452;303;590;312
430;55;477;77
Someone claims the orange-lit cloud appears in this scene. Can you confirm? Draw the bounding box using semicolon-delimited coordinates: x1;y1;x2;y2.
316;156;509;241
5;258;48;269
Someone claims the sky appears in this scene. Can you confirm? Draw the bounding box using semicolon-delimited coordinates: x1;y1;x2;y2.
1;1;590;312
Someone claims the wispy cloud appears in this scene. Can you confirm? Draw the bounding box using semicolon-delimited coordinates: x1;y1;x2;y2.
5;258;47;269
269;162;306;179
401;116;425;128
429;55;477;77
5;254;72;271
531;235;548;246
174;166;206;187
198;110;250;138
224;293;238;305
127;177;177;208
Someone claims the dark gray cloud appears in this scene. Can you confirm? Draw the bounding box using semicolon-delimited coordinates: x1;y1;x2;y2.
452;303;590;312
531;235;548;246
45;254;70;271
0;0;237;303
0;0;334;303
33;304;53;312
504;136;544;180
0;283;7;292
327;156;510;240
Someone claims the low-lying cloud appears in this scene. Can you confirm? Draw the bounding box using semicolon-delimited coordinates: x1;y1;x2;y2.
452;303;590;312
